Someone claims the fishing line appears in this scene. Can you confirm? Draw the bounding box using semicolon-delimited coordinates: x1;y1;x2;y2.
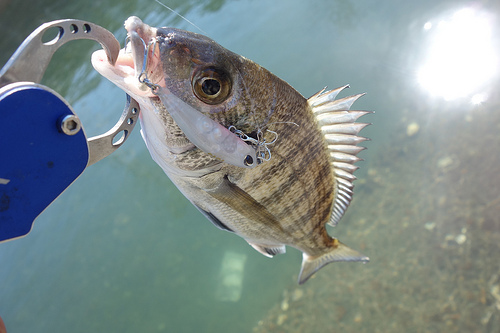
153;0;208;35
267;121;300;127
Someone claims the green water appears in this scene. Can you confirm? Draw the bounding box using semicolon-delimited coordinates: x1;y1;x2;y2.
1;0;500;332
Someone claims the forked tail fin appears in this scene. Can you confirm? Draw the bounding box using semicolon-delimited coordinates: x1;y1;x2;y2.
298;241;369;284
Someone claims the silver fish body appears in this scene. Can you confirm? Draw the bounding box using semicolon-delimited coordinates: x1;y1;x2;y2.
92;16;370;284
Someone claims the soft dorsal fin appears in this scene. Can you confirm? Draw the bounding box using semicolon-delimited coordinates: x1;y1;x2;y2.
308;85;371;226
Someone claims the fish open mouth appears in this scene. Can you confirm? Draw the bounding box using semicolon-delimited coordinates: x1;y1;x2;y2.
114;51;135;74
91;16;161;98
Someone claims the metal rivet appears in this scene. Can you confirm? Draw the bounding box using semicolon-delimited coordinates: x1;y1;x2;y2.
60;115;81;136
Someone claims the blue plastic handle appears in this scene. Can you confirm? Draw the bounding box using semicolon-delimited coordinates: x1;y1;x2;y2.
0;83;89;241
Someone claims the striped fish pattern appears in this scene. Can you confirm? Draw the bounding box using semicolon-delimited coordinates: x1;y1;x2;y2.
91;16;370;284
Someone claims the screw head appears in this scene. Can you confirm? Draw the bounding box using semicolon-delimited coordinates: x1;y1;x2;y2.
60;115;81;136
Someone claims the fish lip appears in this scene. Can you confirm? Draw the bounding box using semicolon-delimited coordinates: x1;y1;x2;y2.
92;47;153;98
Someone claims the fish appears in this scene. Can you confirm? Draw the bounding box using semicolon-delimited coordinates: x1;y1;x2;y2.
92;16;370;284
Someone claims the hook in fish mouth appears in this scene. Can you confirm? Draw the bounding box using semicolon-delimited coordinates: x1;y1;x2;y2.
125;31;161;94
123;18;163;94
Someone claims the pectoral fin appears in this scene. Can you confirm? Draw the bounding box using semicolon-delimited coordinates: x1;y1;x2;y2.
208;175;282;232
298;240;369;284
194;204;234;233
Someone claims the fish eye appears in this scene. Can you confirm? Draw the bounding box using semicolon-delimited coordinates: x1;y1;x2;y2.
192;68;231;105
201;78;221;96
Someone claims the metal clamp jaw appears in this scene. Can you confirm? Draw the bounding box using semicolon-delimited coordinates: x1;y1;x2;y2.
0;19;139;166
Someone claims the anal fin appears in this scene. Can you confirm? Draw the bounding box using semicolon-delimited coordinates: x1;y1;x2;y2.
248;242;286;258
298;241;369;284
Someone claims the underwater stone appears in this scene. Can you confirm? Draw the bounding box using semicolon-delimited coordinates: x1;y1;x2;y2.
406;122;420;136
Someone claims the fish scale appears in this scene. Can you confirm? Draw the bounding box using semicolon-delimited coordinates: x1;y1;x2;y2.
92;16;371;284
237;93;335;245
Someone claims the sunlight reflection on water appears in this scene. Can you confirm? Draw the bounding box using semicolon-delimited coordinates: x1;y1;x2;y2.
417;7;498;103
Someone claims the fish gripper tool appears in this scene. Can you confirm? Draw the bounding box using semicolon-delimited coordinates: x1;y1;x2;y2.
0;19;139;242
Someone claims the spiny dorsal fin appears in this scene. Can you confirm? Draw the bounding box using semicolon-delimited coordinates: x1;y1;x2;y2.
307;85;371;227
